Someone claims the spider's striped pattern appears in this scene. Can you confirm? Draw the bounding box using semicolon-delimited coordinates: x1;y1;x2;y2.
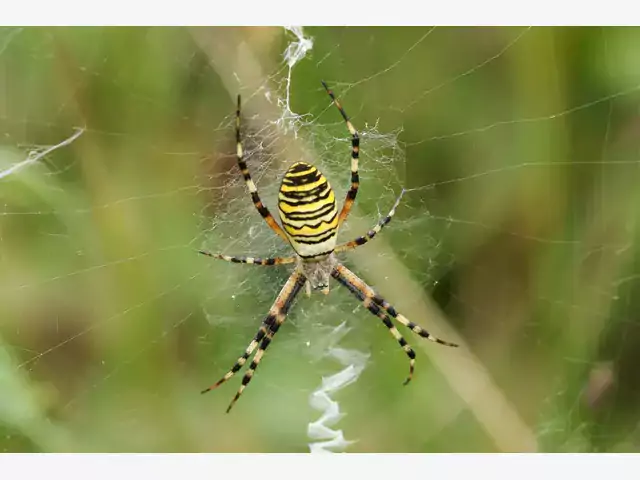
200;82;458;413
278;162;339;259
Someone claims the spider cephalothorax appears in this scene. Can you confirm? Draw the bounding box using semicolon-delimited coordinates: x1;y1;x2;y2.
296;254;338;295
199;82;458;413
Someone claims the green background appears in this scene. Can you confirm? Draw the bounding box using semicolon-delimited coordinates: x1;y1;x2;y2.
1;26;640;452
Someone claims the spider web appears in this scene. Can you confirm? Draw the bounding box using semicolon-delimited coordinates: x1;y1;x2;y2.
1;26;640;453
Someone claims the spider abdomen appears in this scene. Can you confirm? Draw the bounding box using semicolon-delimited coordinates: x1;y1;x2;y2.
278;161;338;258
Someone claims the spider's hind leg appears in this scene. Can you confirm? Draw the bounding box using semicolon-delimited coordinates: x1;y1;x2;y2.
321;81;360;226
234;94;290;243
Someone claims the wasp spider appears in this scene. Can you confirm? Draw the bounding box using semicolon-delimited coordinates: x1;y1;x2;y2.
200;82;458;413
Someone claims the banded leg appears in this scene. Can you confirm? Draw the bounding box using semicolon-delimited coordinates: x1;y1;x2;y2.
332;263;458;385
225;271;306;413
198;250;295;266
335;189;405;254
235;94;289;243
200;317;274;394
331;265;416;385
321;81;360;226
335;264;458;348
204;271;307;413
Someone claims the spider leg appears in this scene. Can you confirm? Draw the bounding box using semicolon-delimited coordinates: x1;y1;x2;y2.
198;250;295;266
200;321;271;394
225;270;306;413
334;189;405;254
331;264;416;385
202;270;306;413
321;81;359;227
331;263;457;385
235;95;290;243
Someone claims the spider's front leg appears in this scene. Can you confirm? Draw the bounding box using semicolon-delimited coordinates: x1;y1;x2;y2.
331;263;458;385
201;270;307;413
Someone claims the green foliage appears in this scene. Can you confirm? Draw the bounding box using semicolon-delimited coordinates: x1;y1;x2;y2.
1;26;640;452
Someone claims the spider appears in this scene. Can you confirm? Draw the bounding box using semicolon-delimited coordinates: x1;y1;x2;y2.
200;82;458;413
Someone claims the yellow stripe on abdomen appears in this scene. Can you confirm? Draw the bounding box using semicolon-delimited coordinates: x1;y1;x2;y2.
278;162;339;258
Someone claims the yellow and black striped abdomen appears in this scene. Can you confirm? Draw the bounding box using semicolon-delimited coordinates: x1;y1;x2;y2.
278;162;339;258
